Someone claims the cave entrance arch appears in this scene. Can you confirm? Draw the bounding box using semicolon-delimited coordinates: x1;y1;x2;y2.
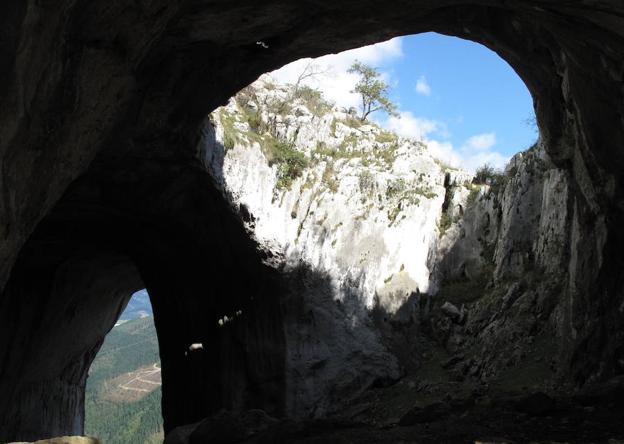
0;2;622;442
205;30;543;418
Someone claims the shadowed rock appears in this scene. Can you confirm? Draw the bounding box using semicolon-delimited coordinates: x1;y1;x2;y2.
0;1;623;442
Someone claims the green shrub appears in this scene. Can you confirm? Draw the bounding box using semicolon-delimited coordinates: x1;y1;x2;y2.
489;173;508;196
439;212;452;236
244;109;263;132
474;163;508;196
473;164;497;184
386;178;407;199
387;205;402;225
265;139;309;189
330;118;337;137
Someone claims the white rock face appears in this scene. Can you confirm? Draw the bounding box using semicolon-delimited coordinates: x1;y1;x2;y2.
200;77;578;413
206;77;470;311
201;77;472;417
430;142;581;383
433;143;570;286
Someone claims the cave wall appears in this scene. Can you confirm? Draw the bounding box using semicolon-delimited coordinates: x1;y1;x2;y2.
0;250;140;441
0;156;286;442
0;0;623;440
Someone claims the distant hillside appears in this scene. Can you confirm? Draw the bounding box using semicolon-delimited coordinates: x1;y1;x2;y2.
119;290;152;321
85;315;163;444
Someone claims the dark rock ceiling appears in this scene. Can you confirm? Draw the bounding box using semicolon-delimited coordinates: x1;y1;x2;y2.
0;1;622;441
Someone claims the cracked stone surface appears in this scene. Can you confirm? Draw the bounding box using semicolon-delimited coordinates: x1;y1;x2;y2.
0;1;623;441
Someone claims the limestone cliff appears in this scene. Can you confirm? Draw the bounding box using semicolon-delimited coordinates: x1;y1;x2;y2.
431;143;576;389
201;77;474;416
201;76;598;414
205;77;474;308
199;74;619;419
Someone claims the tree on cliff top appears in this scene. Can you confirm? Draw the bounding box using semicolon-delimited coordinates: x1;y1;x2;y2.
348;60;398;122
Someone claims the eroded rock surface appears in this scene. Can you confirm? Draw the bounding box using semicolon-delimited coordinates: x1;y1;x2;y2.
0;1;623;442
204;78;480;416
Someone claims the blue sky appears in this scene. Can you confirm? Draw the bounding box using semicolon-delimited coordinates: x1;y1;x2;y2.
271;33;537;172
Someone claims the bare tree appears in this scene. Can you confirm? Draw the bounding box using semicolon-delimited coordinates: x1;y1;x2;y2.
293;61;329;94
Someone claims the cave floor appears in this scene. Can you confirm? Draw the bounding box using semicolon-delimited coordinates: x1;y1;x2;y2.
192;336;624;444
299;329;624;444
241;385;624;444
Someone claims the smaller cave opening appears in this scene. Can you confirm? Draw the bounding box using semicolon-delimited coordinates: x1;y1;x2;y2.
85;289;164;444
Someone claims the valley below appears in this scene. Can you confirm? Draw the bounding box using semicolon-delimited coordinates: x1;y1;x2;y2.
85;314;163;444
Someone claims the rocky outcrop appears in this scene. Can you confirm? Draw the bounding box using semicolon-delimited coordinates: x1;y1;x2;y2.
206;79;472;307
0;1;623;441
202;79;607;409
429;144;585;387
203;78;478;416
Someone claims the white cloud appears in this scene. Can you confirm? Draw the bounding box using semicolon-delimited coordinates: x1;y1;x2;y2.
465;132;496;151
383;117;508;173
415;75;431;96
269;38;403;109
427;139;462;167
385;111;440;140
269;40;509;175
383;111;463;168
459;132;508;172
460;150;509;173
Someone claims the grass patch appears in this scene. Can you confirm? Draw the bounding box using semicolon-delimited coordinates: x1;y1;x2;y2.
375;130;397;144
467;185;481;206
322;161;339;193
218;111;239;151
294;85;332;116
377;142;398;165
343;115;364;129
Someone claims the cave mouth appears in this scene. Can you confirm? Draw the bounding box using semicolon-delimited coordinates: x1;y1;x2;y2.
1;2;624;442
190;31;576;431
85;290;164;444
210;31;538;309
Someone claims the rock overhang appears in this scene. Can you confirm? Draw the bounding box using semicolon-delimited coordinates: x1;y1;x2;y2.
0;1;623;441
